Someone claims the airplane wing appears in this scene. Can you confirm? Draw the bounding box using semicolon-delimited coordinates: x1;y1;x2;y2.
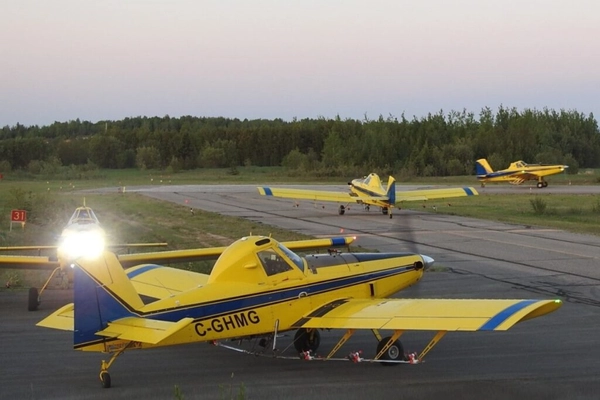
293;297;561;331
258;187;360;203
395;187;478;203
117;237;354;268
258;186;478;205
0;254;59;270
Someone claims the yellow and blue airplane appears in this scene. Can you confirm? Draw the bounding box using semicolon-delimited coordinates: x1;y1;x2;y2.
476;159;569;188
37;235;561;388
0;205;167;311
258;173;478;218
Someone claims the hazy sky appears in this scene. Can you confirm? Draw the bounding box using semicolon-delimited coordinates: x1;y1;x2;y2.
1;0;599;127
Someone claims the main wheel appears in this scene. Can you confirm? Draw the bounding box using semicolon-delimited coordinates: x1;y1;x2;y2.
28;287;39;311
542;181;548;187
293;328;321;352
381;207;388;215
338;205;345;215
537;182;544;188
100;371;111;388
376;336;404;366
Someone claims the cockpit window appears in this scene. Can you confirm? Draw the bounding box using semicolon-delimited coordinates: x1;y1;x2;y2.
257;249;293;276
277;244;304;270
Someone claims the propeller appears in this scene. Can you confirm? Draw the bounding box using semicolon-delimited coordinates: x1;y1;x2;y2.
390;205;435;271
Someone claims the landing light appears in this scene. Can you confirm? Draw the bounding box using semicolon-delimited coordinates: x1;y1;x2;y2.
59;232;105;261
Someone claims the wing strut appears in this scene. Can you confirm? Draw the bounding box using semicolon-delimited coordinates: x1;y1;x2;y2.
418;330;447;361
326;329;355;359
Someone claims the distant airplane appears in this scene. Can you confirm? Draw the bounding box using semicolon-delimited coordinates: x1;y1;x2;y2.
476;159;569;188
0;204;166;311
258;173;478;218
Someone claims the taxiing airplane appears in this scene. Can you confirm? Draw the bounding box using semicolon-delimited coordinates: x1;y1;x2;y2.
476;159;568;188
38;235;561;388
0;205;167;311
258;173;478;218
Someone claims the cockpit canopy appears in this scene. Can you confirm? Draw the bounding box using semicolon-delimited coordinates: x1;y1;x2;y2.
68;207;100;225
358;173;384;190
207;236;305;284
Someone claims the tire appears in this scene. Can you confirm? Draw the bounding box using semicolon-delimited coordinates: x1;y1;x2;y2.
338;205;345;215
376;336;404;366
28;287;39;311
293;328;321;352
537;182;544;188
100;371;111;388
381;207;388;215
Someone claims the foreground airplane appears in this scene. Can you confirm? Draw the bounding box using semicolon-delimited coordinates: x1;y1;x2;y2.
38;235;561;388
258;173;478;218
0;205;166;311
476;159;568;188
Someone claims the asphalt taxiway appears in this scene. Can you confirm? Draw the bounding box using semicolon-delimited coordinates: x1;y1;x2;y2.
2;184;599;399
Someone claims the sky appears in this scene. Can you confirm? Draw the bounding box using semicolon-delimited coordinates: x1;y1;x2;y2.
1;0;599;127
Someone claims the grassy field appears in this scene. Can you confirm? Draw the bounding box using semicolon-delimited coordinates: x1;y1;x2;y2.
1;167;599;286
401;192;600;235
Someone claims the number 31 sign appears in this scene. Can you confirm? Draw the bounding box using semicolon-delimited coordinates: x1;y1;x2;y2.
11;209;27;223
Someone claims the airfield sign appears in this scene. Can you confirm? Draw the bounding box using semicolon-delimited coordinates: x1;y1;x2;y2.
10;209;26;230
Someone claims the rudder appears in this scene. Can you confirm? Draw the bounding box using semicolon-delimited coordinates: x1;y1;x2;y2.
476;159;494;177
73;252;144;348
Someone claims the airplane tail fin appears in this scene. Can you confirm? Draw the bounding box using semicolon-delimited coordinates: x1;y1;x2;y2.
475;159;494;177
386;176;396;205
73;252;144;348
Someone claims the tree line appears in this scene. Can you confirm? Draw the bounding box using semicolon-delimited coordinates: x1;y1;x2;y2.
1;106;598;177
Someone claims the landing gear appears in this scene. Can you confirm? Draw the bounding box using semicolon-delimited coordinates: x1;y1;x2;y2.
376;336;404;366
98;341;134;389
364;205;370;211
28;287;39;311
537;180;548;188
294;328;321;352
338;205;345;215
100;371;111;389
381;207;392;219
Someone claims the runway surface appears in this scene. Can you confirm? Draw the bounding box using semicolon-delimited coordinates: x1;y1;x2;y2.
2;184;600;399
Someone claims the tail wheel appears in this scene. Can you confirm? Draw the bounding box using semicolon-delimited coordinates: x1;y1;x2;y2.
28;287;39;311
100;371;111;388
376;336;404;366
294;328;321;352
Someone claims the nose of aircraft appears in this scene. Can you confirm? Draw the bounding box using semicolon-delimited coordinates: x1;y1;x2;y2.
421;255;435;270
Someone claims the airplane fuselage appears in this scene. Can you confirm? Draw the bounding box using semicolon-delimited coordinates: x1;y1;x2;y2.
78;252;425;352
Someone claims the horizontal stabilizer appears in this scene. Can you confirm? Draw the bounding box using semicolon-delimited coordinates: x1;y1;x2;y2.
37;303;74;331
294;298;561;331
96;316;194;344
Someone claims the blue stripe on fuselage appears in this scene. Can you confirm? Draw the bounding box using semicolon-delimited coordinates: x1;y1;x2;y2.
479;299;538;331
351;185;388;203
